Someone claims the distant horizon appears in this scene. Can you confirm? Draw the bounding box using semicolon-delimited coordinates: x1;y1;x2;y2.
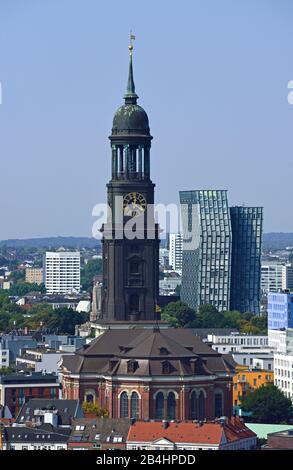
1;231;293;243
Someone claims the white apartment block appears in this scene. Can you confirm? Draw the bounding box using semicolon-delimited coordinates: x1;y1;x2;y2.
274;353;293;400
208;333;272;368
261;263;293;293
16;349;67;374
270;328;293;400
169;233;183;272
45;252;80;295
268;328;292;353
207;333;269;354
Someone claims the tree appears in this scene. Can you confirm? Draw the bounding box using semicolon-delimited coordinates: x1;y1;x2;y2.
23;307;89;335
82;401;109;417
81;259;102;291
197;304;224;328
241;384;292;424
8;282;45;297
162;301;198;328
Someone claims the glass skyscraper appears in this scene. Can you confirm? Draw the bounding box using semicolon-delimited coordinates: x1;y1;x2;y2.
179;190;232;312
230;206;263;314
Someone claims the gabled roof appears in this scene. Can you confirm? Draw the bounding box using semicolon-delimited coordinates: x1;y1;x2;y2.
16;399;82;426
69;418;131;444
4;424;71;444
127;418;256;446
127;421;224;445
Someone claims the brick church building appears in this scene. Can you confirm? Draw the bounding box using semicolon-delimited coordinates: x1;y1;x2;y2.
60;328;234;420
60;41;235;420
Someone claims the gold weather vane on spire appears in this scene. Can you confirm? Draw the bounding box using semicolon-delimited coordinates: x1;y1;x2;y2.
129;31;136;56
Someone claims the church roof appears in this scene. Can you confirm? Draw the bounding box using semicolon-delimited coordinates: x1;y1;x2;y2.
61;328;235;378
111;43;150;137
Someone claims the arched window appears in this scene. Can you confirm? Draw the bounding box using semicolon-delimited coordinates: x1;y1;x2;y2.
190;391;197;420
120;392;129;418
86;394;94;404
167;392;176;420
198;391;205;421
130;392;139;419
214;391;223;418
155;392;164;420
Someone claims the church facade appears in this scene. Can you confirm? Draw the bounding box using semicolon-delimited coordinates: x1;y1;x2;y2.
60;328;234;420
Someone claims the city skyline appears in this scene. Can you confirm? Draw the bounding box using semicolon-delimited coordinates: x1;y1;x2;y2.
1;1;293;240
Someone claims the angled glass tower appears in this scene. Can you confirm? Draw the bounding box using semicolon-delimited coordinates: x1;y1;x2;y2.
179;190;232;312
230;206;263;314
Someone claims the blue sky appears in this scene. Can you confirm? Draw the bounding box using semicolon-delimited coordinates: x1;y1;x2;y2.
0;0;292;239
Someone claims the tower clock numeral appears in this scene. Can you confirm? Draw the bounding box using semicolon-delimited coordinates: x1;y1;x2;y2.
123;192;147;217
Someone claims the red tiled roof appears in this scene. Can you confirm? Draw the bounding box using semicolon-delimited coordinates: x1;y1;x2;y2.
127;421;223;445
127;418;256;445
223;416;256;442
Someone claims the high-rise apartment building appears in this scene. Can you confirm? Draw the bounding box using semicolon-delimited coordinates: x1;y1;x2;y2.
179;190;232;312
45;252;81;295
230;206;263;314
169;233;183;272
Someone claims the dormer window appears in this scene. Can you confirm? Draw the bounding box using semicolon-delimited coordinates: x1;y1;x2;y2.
159;347;169;355
127;360;138;373
162;361;171;374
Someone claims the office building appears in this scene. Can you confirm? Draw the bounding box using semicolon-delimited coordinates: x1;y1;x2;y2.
230;206;263;314
179;190;232;312
45;251;80;295
169;233;183;272
268;292;293;330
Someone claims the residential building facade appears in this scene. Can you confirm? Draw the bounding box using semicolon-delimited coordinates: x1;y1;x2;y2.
0;372;60;417
25;268;44;285
233;366;274;408
45;251;80;295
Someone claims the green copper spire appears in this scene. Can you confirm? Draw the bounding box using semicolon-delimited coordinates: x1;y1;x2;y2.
124;35;138;104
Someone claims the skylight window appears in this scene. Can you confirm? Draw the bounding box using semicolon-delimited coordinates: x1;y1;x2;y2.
75;425;85;431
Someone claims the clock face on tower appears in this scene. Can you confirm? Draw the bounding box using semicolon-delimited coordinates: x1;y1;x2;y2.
123;192;147;217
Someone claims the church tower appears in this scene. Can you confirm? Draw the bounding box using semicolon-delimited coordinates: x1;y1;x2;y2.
101;41;160;322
